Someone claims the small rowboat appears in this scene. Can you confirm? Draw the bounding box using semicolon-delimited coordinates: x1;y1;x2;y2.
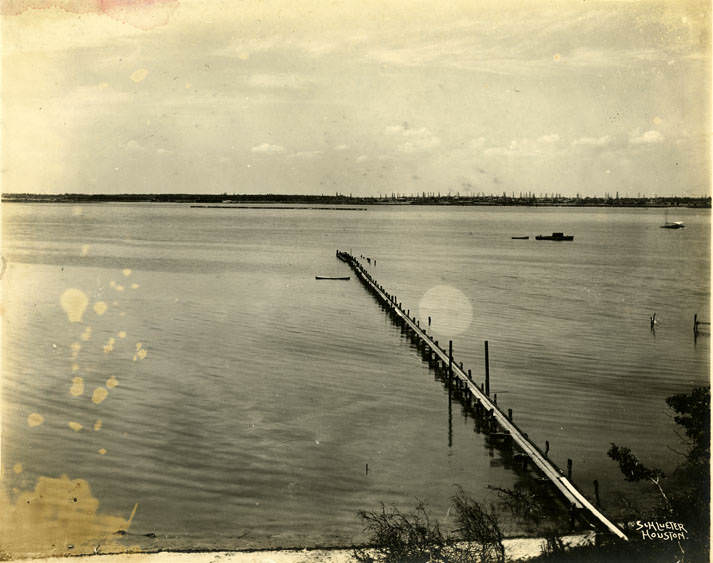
315;276;350;280
511;236;529;240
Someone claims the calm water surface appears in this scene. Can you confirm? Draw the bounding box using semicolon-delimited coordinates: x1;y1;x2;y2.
2;203;709;551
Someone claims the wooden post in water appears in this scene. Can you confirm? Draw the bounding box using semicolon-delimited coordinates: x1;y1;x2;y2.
508;408;512;421
484;341;490;396
694;313;698;336
448;340;453;383
567;458;573;480
593;480;601;507
545;440;550;457
467;369;472;381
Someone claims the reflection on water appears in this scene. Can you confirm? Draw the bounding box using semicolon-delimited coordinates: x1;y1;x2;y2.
1;203;709;554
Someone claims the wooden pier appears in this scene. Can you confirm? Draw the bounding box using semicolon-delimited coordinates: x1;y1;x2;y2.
336;250;628;541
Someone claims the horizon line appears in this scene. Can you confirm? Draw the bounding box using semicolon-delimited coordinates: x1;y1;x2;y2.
2;192;711;199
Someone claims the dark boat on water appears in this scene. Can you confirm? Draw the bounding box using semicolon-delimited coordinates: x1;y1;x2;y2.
511;236;529;240
660;210;685;229
315;276;350;280
535;232;574;241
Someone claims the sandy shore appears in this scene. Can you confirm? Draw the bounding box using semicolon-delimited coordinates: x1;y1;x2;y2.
10;532;596;562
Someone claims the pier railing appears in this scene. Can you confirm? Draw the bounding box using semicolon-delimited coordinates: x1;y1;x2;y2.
336;249;628;541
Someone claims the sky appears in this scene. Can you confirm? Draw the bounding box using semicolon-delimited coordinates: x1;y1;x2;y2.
1;0;710;197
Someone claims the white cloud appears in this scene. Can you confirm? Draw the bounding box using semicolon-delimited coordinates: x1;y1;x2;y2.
251;143;284;153
484;145;510;157
572;135;612;147
385;124;441;152
470;137;486;149
630;130;664;145
63;83;131;107
538;134;560;144
125;139;144;151
287;150;323;159
485;135;563;157
247;73;310;90
399;136;441;153
385;124;406;134
334;144;349;150
356;155;368;162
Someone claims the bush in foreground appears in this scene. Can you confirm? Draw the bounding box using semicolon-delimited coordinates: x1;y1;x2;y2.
354;488;505;563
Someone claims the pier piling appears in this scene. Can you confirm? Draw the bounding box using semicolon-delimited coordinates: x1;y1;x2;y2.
448;340;453;383
484;341;490;396
694;313;710;336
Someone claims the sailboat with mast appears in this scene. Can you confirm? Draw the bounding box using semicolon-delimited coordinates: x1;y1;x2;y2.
660;209;685;229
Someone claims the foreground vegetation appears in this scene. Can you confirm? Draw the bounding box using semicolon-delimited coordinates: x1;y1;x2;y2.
353;488;506;563
355;387;709;563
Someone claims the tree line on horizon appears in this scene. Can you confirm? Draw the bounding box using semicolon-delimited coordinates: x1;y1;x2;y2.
2;192;711;208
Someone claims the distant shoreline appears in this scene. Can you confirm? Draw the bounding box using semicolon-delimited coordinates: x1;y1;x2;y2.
190;205;368;210
1;193;710;208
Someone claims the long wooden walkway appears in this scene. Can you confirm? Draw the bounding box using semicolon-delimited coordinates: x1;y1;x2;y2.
336;250;628;541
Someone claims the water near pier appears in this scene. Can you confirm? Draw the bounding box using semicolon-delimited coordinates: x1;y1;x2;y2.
2;203;709;552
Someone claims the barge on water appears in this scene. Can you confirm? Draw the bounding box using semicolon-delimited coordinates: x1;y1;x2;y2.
536;232;574;241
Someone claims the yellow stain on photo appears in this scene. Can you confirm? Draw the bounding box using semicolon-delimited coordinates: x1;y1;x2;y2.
27;413;44;427
68;422;83;432
60;289;88;323
92;388;108;405
69;377;84;397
